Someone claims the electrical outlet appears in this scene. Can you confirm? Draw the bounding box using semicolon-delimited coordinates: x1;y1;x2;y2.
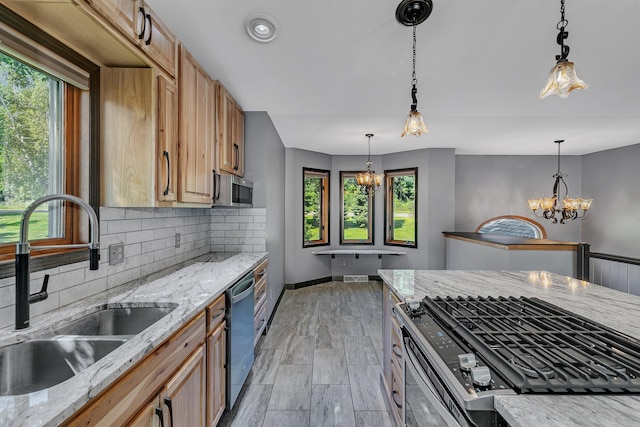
109;243;124;265
269;289;273;300
175;233;181;248
342;260;346;267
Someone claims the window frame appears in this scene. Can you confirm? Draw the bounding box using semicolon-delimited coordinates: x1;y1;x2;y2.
340;171;374;245
0;5;100;276
384;168;418;248
302;167;330;248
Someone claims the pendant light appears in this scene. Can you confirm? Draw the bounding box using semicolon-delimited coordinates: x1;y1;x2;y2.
528;140;592;224
396;0;432;137
356;133;383;194
539;0;587;99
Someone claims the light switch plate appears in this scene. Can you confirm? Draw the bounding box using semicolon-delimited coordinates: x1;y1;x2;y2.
109;243;125;265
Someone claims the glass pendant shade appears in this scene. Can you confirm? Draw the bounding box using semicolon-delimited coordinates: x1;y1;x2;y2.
356;169;383;187
401;110;429;137
539;61;588;99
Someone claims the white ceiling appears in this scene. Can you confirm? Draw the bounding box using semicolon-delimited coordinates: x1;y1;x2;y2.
146;0;640;156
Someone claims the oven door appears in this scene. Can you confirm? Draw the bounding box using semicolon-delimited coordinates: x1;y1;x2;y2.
404;335;469;427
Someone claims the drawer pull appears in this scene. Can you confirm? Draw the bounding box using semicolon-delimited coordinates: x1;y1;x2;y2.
392;344;403;358
255;319;266;331
392;390;403;409
155;406;164;427
212;307;225;319
163;397;173;426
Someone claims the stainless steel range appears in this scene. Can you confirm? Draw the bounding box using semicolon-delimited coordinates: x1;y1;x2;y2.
394;295;640;427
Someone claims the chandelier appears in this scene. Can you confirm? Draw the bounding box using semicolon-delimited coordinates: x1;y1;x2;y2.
539;0;587;99
396;0;432;137
527;140;592;224
356;133;383;194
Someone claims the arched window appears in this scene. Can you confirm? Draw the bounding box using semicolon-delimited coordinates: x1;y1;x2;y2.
476;215;547;239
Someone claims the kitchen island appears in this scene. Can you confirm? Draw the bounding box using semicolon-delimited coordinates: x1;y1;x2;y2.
0;252;266;427
379;269;640;427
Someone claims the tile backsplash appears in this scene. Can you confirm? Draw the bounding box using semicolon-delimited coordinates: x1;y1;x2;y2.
0;206;266;330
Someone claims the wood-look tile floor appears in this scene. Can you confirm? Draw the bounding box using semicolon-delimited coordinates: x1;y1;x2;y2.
220;281;393;427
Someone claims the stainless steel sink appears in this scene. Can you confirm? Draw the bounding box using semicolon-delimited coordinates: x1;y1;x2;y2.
54;304;178;336
0;337;126;396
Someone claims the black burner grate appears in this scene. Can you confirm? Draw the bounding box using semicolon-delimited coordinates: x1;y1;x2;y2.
423;296;640;393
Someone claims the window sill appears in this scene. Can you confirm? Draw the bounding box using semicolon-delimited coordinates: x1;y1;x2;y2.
0;249;92;279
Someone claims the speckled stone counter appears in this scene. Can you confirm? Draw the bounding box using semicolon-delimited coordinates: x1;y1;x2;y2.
0;252;266;427
378;269;640;427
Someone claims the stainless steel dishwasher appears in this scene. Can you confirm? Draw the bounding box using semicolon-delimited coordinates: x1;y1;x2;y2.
226;271;255;409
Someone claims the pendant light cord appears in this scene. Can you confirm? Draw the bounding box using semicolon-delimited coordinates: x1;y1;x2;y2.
411;20;417;87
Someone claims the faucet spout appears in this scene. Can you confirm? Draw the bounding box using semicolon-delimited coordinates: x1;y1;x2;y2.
15;194;100;330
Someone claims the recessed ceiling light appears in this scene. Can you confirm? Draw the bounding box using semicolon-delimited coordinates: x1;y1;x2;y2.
245;14;278;43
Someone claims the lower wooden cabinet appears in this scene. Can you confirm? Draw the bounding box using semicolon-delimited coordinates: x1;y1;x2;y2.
207;321;226;426
128;401;162;427
161;345;206;426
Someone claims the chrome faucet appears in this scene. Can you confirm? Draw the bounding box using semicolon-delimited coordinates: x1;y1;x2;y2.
15;194;100;330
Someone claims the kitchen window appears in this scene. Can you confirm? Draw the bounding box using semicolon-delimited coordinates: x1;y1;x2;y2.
303;168;329;247
385;168;417;247
0;10;99;269
477;215;546;239
340;171;373;245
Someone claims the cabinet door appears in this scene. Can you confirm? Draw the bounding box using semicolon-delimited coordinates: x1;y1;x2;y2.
233;103;245;176
217;84;235;174
85;0;138;41
129;400;163;427
138;1;177;77
163;345;206;427
207;321;226;426
178;47;214;204
101;68;155;207
157;75;178;202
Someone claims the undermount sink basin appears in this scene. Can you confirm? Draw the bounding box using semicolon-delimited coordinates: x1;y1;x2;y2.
0;337;126;396
54;304;178;336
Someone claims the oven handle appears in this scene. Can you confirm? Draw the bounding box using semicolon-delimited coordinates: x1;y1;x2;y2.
404;337;468;427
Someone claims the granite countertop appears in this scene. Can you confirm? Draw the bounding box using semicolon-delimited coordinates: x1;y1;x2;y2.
0;252;267;427
443;232;578;250
378;269;640;427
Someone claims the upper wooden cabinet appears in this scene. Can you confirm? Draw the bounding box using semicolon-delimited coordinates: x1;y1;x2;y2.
178;45;216;204
82;0;177;77
100;68;178;207
216;82;245;177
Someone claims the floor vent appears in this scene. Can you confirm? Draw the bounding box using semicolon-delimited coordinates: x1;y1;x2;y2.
343;275;369;282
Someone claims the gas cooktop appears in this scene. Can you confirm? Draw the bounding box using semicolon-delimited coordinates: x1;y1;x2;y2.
405;296;640;394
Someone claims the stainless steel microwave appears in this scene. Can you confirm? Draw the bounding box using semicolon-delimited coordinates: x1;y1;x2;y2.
212;174;253;207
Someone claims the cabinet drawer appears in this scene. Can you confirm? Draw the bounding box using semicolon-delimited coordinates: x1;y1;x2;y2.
254;276;267;307
390;359;404;424
254;260;268;282
207;294;226;331
253;298;267;347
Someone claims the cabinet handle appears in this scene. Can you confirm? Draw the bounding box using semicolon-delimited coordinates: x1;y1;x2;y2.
257;270;266;278
137;7;146;39
154;406;164;427
392;390;403;409
233;143;239;170
212;307;225;319
255;318;266;331
145;14;153;45
392;344;402;358
163;397;174;426
212;169;220;202
163;151;170;196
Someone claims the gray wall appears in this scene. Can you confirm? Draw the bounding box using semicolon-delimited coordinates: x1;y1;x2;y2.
284;148;332;285
243;112;286;317
582;143;640;258
454;155;582;242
